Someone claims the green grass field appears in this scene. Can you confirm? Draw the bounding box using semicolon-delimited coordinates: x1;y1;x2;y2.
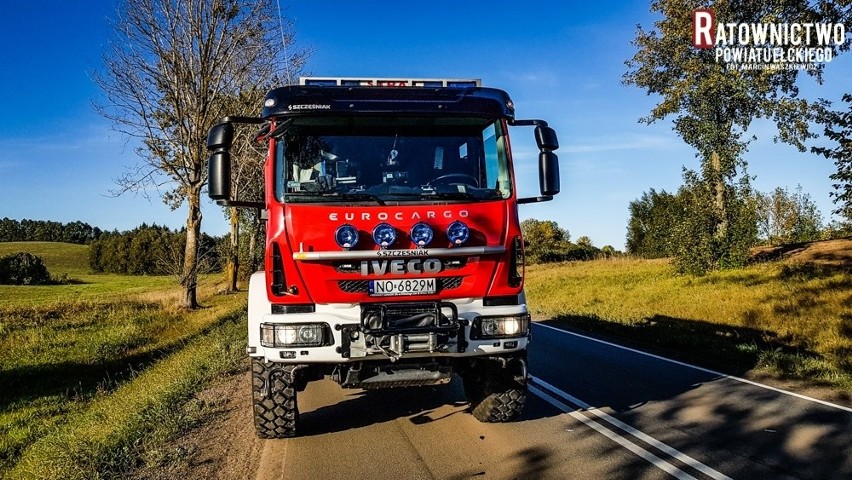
0;242;246;478
526;254;852;392
0;242;185;308
0;242;90;277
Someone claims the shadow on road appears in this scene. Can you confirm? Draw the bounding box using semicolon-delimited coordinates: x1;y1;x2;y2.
297;376;559;437
533;318;852;479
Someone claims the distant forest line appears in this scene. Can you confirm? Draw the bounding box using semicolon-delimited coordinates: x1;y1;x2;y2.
0;218;223;275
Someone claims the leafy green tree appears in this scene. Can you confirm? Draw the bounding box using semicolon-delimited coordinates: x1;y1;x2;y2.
0;218;20;241
624;0;849;271
564;243;600;261
757;185;823;245
88;224;219;275
576;236;594;248
813;93;852;226
673;172;758;274
626;189;681;258
520;219;571;264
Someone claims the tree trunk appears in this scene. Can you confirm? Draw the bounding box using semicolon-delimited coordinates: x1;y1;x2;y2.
710;152;728;240
182;188;202;309
248;215;260;273
226;206;240;292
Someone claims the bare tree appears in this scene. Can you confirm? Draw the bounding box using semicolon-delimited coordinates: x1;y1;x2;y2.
224;90;267;292
222;12;310;292
94;0;302;307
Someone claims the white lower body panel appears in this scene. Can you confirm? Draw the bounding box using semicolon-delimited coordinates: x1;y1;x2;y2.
247;272;529;363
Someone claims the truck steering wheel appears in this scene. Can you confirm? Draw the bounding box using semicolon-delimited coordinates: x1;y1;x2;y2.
427;173;479;188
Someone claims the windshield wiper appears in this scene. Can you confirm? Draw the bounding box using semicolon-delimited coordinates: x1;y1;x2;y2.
378;191;493;201
325;192;386;205
284;192;386;205
427;191;478;200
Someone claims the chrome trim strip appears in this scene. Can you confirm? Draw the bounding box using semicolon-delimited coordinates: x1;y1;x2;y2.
293;246;505;261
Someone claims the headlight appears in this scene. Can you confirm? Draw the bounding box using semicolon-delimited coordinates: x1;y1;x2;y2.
334;224;359;249
372;223;397;248
471;314;530;339
260;323;329;347
410;222;434;247
447;220;470;246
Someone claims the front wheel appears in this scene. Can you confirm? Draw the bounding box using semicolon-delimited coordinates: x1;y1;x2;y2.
251;358;299;438
462;362;526;422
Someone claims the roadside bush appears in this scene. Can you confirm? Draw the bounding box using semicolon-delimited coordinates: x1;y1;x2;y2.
0;252;52;285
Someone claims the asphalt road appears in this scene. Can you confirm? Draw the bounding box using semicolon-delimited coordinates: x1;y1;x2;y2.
253;322;852;480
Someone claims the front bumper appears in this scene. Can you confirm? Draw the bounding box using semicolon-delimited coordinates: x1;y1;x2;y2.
248;280;529;364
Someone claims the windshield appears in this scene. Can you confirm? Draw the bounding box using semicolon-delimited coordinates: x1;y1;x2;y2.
274;117;511;204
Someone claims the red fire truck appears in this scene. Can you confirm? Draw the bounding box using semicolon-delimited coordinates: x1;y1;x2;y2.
206;77;560;438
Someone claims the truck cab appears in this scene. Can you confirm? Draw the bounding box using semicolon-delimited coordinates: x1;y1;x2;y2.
207;77;559;438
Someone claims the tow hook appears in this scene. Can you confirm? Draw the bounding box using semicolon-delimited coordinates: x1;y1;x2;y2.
516;357;528;384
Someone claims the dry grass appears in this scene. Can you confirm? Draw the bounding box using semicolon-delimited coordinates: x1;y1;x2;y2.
0;240;256;478
525;240;852;392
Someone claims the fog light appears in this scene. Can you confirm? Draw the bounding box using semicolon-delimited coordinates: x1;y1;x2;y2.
298;325;320;344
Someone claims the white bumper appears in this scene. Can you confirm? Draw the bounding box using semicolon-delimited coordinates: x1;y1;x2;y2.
246;272;529;363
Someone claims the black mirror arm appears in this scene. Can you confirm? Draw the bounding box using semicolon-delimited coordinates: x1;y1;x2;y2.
217;115;266;126
517;195;554;204
510;119;549;127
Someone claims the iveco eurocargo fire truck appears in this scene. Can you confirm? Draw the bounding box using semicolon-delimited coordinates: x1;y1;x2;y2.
206;77;560;438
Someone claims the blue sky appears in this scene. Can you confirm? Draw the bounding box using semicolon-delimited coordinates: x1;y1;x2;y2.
1;1;849;249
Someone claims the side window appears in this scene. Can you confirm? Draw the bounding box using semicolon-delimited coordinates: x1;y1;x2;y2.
482;122;510;198
275;139;284;200
483;124;499;191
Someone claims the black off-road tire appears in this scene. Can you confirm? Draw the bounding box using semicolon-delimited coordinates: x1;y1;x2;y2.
463;369;526;423
251;358;299;438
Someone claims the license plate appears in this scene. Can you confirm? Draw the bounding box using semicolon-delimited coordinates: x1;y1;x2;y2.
369;278;436;296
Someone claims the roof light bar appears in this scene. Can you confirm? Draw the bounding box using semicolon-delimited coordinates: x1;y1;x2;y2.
300;77;481;88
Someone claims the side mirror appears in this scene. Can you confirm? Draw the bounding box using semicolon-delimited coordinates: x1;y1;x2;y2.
539;151;560;196
536;126;559;196
207;122;234;151
535;126;559;151
207;123;234;201
514;120;561;204
208;151;231;200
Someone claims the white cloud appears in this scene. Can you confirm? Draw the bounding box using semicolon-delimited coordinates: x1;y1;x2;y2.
562;132;679;154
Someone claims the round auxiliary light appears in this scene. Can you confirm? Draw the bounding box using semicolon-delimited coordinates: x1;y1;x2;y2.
447;220;470;246
372;223;397;248
334;224;359;249
298;325;320;344
481;319;499;337
410;222;434;247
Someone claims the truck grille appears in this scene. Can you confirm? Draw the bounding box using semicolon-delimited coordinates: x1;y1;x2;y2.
338;276;463;294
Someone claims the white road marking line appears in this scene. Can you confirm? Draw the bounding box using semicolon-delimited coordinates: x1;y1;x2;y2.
531;376;733;480
528;383;697;480
533;322;852;413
